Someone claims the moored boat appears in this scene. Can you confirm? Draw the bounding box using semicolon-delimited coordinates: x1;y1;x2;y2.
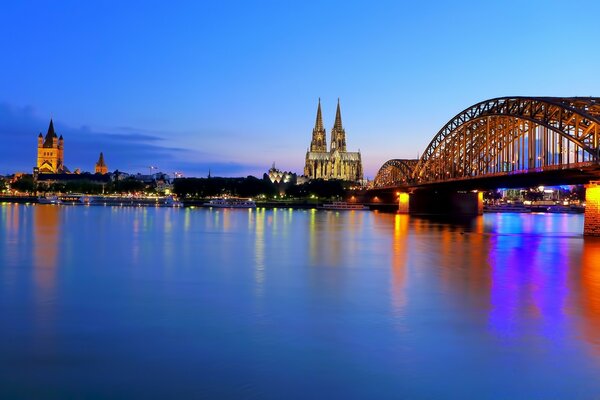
161;196;183;207
37;195;62;205
204;198;256;208
320;201;369;210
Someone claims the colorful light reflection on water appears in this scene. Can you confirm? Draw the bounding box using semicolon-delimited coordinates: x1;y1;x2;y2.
0;204;599;398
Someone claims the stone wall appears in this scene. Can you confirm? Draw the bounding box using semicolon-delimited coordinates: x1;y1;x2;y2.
584;184;600;236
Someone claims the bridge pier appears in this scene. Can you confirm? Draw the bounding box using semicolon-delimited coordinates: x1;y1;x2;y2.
400;190;483;216
398;192;410;214
584;183;600;236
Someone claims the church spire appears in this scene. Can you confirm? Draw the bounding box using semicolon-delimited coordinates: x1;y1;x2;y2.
97;152;106;167
314;98;324;132
333;98;343;131
95;151;108;174
330;98;346;152
46;118;56;138
309;98;327;152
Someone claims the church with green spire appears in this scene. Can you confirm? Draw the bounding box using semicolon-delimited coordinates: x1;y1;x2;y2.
304;99;363;182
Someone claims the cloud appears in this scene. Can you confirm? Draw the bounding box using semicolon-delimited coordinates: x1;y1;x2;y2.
0;102;200;176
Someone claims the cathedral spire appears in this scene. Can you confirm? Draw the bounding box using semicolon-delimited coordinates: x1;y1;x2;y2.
330;98;346;152
314;98;324;132
309;98;327;152
333;98;343;131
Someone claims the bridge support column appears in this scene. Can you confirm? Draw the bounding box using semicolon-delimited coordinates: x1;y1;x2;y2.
584;183;600;236
408;190;483;216
398;192;410;214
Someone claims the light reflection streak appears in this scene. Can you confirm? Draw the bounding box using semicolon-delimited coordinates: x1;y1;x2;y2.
576;238;600;355
390;214;409;317
487;214;571;343
254;208;266;297
33;205;60;292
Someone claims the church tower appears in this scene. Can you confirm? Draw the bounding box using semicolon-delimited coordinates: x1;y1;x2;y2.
309;98;327;152
95;152;108;174
36;119;64;174
329;99;346;152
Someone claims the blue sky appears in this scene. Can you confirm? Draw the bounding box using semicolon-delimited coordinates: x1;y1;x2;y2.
1;0;599;178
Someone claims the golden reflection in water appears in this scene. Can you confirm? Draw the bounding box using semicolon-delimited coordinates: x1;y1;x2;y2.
184;208;191;232
325;212;343;267
307;209;345;267
345;211;364;260
164;208;173;235
309;209;317;265
222;209;231;232
2;203;20;234
1;204;22;268
33;205;61;292
254;208;266;296
578;238;600;355
391;214;409;313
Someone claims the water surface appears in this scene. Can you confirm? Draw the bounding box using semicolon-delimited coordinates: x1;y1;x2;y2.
1;204;599;398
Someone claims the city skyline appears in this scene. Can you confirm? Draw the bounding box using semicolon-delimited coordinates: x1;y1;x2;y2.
1;0;600;177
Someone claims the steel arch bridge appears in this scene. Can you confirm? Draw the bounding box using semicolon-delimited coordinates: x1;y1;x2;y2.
374;97;600;188
373;159;418;188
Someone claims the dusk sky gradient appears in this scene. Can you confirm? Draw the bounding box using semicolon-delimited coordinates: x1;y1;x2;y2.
1;0;599;178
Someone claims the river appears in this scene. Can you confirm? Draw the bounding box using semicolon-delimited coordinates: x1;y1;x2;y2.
1;204;599;398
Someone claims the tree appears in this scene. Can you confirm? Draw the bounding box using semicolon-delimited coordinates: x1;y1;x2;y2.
11;175;36;193
173;176;276;198
286;179;349;199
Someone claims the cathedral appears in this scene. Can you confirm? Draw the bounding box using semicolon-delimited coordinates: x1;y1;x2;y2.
36;119;64;174
304;99;363;182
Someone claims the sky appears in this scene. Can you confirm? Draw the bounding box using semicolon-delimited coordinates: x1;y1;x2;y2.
1;0;599;179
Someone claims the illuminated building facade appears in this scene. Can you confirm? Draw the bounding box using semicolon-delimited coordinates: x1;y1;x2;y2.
304;99;363;182
36;119;64;174
95;152;108;174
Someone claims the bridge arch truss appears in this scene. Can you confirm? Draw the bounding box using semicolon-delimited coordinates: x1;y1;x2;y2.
373;159;418;188
413;97;600;184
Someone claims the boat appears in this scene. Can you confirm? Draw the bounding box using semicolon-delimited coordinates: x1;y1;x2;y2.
204;198;256;208
320;201;370;210
483;203;530;213
78;195;97;205
160;196;183;207
37;195;62;205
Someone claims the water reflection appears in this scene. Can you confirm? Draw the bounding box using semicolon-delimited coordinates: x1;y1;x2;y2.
33;205;61;292
390;214;409;317
576;238;600;354
253;208;266;296
1;206;600;397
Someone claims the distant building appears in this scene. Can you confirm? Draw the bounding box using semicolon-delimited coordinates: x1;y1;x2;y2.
304;99;363;182
267;163;294;184
95;152;108;174
37;119;65;173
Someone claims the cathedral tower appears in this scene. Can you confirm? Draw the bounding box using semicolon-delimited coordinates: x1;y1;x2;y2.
309;98;327;152
36;119;64;174
330;99;347;152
